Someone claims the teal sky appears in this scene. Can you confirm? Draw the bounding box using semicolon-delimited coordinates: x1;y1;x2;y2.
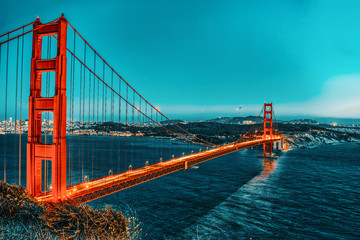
1;0;360;119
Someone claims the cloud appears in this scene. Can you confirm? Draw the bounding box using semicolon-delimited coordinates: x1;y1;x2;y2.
158;74;360;119
275;74;360;118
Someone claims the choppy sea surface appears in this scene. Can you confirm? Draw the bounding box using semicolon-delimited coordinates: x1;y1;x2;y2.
1;135;359;239
90;142;360;239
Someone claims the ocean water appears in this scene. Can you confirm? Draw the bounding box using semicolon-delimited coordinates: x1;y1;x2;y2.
1;135;359;239
89;141;360;239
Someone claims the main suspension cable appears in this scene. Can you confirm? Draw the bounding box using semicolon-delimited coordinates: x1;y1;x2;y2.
0;18;60;46
0;20;35;38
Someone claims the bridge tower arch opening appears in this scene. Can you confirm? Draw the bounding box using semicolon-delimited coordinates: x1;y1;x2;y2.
27;15;67;202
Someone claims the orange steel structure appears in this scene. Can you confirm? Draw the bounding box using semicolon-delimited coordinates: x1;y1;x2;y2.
263;103;273;156
5;15;283;204
27;16;67;202
36;137;281;204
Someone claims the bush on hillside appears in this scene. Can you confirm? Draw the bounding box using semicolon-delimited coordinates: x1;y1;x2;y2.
0;181;141;239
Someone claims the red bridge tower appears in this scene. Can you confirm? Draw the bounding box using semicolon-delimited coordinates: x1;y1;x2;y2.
27;16;67;202
263;102;273;157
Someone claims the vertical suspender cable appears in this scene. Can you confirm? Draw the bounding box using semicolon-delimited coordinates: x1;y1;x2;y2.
118;75;121;173
70;31;76;185
109;70;113;172
68;35;71;186
156;111;159;160
139;98;141;164
132;91;135;130
72;41;75;185
138;97;140;127
125;85;128;173
102;62;105;123
96;67;100;179
79;63;82;125
93;55;96;123
160;114;162;162
19;29;24;186
137;96;140;166
163;116;166;162
97;59;99;123
92;53;96;180
105;68;107;124
15;37;19;185
4;35;10;183
68;33;73;186
111;71;114;122
82;43;86;183
159;110;163;161
79;62;82;184
88;51;91;179
83;45;86;121
145;102;147;136
0;45;2;181
131;91;135;168
101;62;105;176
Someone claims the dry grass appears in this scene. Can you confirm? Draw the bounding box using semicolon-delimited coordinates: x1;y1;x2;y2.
0;181;141;240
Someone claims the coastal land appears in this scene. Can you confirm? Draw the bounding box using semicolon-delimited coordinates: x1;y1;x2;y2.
90;116;360;149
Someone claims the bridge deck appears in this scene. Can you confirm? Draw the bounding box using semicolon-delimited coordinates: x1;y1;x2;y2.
36;137;281;204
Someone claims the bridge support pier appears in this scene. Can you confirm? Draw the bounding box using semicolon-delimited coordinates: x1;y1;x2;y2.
280;137;287;150
27;16;67;202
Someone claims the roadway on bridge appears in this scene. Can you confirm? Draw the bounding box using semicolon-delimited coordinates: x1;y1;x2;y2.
36;137;281;204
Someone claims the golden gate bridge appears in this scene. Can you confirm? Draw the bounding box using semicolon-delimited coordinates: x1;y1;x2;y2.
0;15;284;204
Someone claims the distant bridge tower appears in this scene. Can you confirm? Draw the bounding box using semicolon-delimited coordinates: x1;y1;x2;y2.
263;102;273;157
27;16;67;202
